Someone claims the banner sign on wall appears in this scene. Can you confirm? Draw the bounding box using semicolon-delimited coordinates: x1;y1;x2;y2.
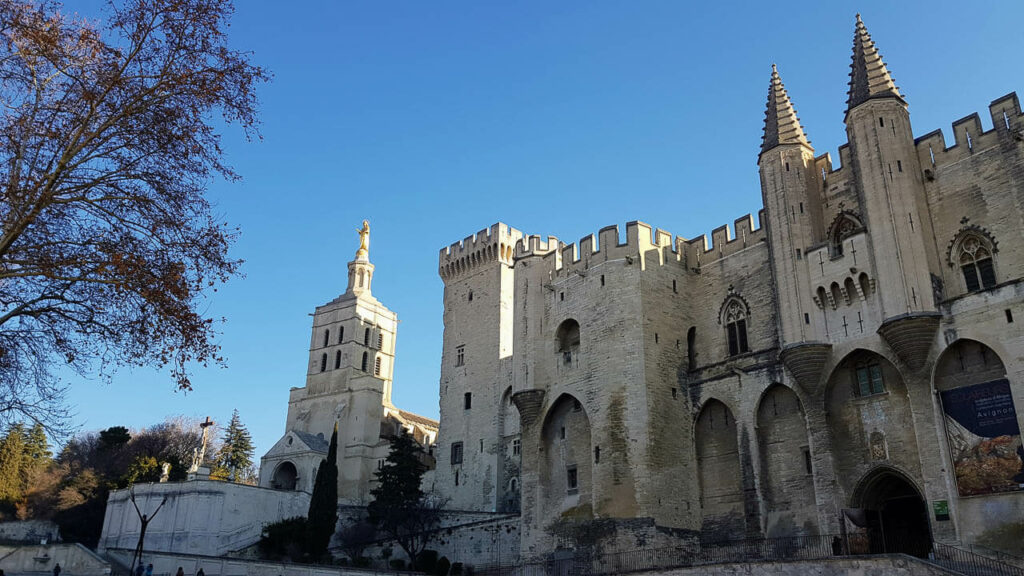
940;379;1024;497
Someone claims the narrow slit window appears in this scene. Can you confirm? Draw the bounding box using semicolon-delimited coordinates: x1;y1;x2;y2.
323;329;330;348
334;350;341;369
320;353;327;372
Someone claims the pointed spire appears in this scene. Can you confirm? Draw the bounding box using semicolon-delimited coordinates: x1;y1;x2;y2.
847;14;903;111
761;64;811;155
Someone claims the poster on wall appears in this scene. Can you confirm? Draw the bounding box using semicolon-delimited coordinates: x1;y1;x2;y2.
940;378;1024;497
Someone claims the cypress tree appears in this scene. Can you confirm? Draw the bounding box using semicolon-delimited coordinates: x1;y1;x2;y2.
214;409;255;482
307;423;338;560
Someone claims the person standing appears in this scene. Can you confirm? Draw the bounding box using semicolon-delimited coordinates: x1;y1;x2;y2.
135;563;145;576
53;564;62;576
175;567;185;576
146;563;154;576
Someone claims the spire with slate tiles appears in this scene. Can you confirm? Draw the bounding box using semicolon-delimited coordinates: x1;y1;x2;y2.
847;14;903;112
761;64;811;156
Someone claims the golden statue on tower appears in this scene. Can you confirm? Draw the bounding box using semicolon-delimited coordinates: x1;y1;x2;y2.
355;219;370;260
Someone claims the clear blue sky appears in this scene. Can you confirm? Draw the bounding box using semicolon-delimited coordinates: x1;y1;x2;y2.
64;1;1024;458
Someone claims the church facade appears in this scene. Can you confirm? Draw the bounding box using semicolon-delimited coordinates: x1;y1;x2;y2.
259;221;438;505
431;16;1024;558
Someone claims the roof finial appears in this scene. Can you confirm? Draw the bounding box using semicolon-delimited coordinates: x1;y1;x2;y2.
761;64;810;156
847;14;902;111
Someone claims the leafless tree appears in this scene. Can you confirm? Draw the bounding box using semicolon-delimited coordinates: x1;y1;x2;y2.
0;0;269;434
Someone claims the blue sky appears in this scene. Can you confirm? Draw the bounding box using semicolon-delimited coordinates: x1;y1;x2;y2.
64;2;1024;457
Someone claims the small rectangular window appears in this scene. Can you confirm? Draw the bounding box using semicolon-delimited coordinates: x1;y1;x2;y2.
560;426;566;440
480;439;484;453
600;275;605;286
799;202;804;214
560;292;564;301
594;446;600;463
804;313;810;325
566;466;578;494
803;449;812;474
377;333;383;349
1007;309;1014;323
897;160;903;172
672;280;677;293
374;356;382;376
455;345;465;367
512;438;521;455
464;392;472;410
655;333;659;344
879;117;885;127
796;248;802;260
671;388;677;399
451;442;463;465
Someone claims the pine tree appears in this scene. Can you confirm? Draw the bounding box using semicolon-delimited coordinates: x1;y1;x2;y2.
367;430;439;566
214;410;255;482
24;423;51;466
306;423;338;560
0;423;27;504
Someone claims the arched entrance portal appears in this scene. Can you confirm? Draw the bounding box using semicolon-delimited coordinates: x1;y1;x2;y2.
850;469;931;557
271;461;298;490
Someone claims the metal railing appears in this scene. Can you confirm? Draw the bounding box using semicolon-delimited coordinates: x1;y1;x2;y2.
931;542;1024;576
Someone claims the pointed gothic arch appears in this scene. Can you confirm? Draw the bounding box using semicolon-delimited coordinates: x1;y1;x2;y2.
947;227;998;293
827;211;864;257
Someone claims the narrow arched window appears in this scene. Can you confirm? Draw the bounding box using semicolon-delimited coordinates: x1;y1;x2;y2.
958;234;996;292
323;329;330;347
722;299;749;356
364;328;370;346
555;319;581;366
361;351;368;372
374;355;382;376
334;350;342;369
686;326;697;371
377;333;383;349
320;353;327;372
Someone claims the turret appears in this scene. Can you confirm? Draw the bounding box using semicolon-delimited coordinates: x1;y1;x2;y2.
759;65;824;347
844;14;941;367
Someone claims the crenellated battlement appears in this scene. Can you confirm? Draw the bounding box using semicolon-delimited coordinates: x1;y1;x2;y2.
682;211;767;270
913;92;1022;172
438;222;524;281
504;212;767;279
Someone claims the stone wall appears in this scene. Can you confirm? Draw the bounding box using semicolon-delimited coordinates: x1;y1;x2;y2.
98;481;310;557
0;520;60;543
0;543;110;576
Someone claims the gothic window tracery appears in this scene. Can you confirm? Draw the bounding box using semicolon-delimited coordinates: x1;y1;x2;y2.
720;298;749;356
956;233;996;292
827;212;864;258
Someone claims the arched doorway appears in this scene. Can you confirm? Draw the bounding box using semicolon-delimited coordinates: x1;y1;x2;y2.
756;385;817;537
539;394;592;522
850;468;931;557
271;461;298;490
695;399;744;540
